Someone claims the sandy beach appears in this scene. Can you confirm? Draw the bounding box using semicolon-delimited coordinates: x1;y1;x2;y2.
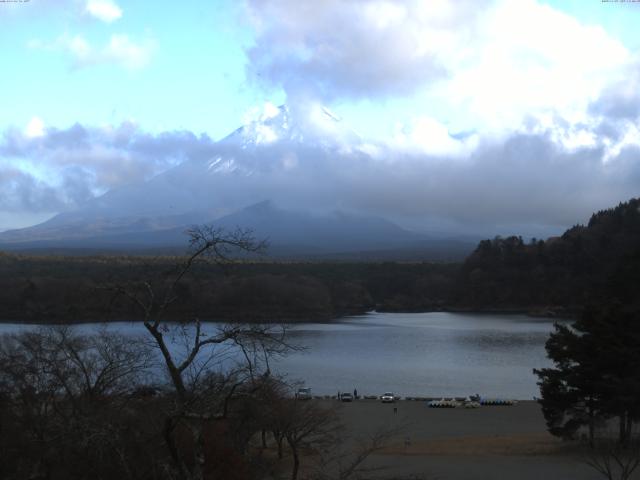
311;399;628;480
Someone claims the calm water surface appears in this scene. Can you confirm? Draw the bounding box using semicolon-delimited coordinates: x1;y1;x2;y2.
277;312;562;399
0;312;562;399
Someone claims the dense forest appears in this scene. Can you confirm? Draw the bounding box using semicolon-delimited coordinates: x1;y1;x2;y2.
455;198;640;315
0;254;457;323
1;197;638;323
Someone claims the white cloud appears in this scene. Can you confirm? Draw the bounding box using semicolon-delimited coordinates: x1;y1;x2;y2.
245;0;631;137
85;0;122;23
391;116;478;156
441;0;629;131
245;0;488;100
69;34;92;59
103;34;154;69
24;117;45;138
28;33;155;70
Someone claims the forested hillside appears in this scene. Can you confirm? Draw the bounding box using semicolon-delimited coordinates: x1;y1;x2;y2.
455;198;640;314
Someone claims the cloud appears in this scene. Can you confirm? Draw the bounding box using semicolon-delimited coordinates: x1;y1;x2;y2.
83;105;640;233
102;34;155;69
390;116;479;156
6;0;640;233
588;60;640;121
1;107;639;235
245;0;629;132
85;0;122;23
344;133;621;228
0;121;216;216
24;117;45;139
235;0;638;233
245;0;488;100
0;167;69;216
28;33;155;70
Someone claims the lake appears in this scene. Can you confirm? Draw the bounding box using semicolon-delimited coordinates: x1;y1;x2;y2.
0;312;562;399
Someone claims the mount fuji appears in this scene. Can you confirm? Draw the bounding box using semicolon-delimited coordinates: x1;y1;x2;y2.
0;106;477;259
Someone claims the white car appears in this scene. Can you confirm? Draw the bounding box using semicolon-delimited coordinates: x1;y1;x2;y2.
380;392;395;403
296;387;312;400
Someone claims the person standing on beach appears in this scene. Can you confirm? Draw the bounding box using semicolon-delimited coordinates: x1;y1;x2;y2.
353;388;358;399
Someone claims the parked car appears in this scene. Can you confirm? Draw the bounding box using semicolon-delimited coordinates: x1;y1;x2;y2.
340;392;353;402
380;392;395;403
296;387;312;400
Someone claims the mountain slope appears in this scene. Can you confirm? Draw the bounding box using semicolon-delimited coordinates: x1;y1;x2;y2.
213;200;423;252
0;200;475;259
0;105;365;241
0;105;477;259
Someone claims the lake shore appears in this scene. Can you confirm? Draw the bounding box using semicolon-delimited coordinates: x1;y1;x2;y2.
314;399;605;480
0;305;573;325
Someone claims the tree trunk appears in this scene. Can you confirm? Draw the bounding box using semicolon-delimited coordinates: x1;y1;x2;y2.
289;443;299;480
191;422;205;480
164;417;190;480
144;323;187;399
273;431;284;459
619;413;628;445
588;403;595;448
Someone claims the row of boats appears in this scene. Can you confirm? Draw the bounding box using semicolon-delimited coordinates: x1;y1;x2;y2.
427;397;517;408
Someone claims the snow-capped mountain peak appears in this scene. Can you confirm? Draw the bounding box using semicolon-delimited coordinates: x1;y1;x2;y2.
220;104;294;147
219;102;359;150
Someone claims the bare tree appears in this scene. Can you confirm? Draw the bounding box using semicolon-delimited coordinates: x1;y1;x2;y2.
585;439;640;480
0;327;154;480
106;226;297;480
312;424;406;480
281;399;341;480
256;379;407;480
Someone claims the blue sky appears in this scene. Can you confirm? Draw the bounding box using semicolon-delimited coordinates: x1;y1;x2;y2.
1;0;640;231
1;0;271;138
1;0;636;139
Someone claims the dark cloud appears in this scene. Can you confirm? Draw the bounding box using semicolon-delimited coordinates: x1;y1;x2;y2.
0;122;217;215
0;168;67;213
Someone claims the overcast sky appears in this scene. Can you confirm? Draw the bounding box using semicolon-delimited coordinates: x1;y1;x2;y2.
1;0;640;233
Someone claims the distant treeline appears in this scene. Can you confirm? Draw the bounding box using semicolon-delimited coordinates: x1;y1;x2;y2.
0;254;458;323
2;198;639;323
